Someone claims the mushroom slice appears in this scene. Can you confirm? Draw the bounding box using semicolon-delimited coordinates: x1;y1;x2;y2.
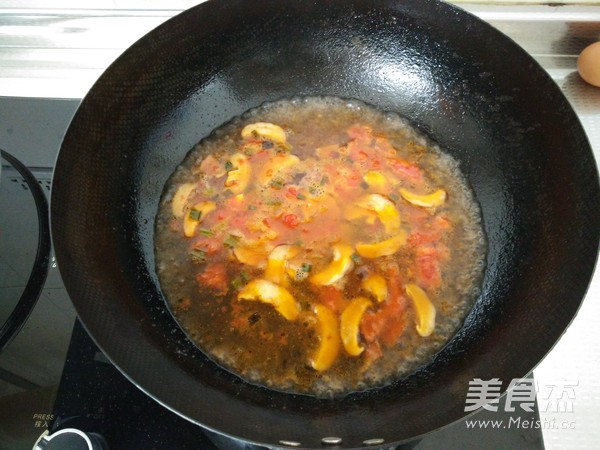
237;279;300;321
362;171;390;192
241;122;287;144
399;188;446;208
256;153;300;186
183;201;216;237
340;297;372;356
286;262;312;282
344;205;377;224
310;304;341;372
225;153;251;194
356;194;400;234
264;244;300;287
355;231;407;259
171;183;196;219
405;283;436;337
309;243;354;286
361;273;388;303
233;240;270;269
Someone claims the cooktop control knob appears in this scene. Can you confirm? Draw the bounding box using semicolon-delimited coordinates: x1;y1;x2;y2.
34;428;108;450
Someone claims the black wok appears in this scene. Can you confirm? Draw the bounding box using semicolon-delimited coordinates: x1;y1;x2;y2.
51;0;600;448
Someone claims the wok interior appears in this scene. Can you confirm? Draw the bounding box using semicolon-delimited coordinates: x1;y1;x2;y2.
51;0;599;447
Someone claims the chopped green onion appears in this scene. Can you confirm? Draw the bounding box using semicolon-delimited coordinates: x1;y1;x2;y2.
308;186;318;195
265;199;282;206
224;234;241;248
199;228;214;236
270;179;284;190
190;249;206;263
296;193;306;200
188;209;201;221
240;271;250;282
320;175;329;186
351;253;363;264
301;263;312;273
360;180;369;190
231;275;247;290
203;188;216;198
224;161;234;171
248;205;258;211
389;193;400;202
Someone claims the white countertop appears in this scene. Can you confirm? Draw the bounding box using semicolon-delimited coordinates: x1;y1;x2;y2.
0;2;598;449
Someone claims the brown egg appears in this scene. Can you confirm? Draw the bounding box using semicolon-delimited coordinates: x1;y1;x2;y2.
578;41;600;87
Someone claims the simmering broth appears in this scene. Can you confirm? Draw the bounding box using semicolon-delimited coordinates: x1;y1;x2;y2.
155;97;486;396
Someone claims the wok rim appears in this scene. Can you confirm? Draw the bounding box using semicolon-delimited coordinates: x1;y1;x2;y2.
50;0;600;447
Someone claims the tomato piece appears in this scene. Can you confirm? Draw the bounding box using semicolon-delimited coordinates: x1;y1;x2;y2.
415;245;441;290
408;231;440;247
360;310;385;343
370;158;383;169
357;150;369;161
359;263;408;348
348;171;362;185
285;187;298;199
196;263;228;294
314;285;347;313
199;154;225;177
360;295;407;348
378;300;407;347
387;158;423;182
282;213;300;228
386;263;402;299
192;236;222;255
